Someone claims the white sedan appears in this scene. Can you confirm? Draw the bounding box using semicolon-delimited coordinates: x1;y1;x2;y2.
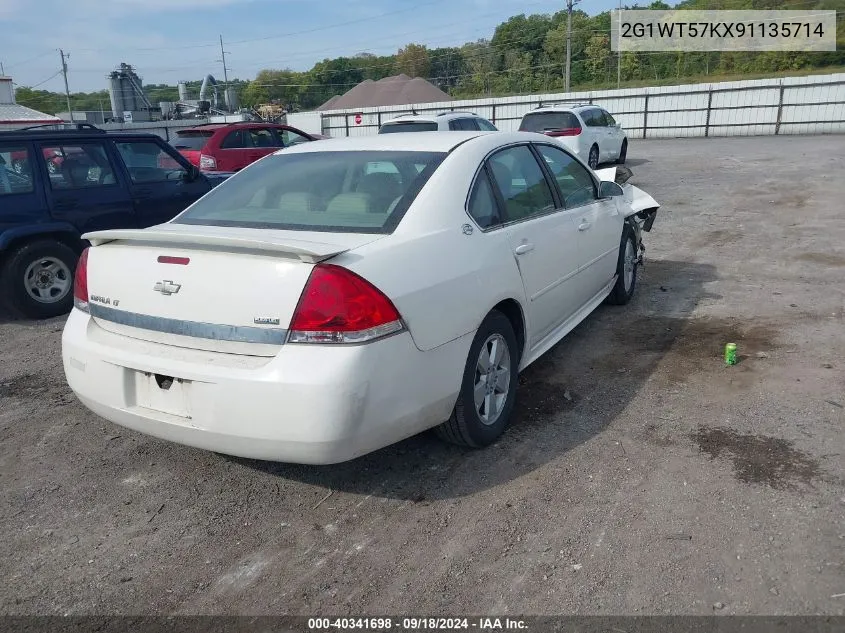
62;131;659;465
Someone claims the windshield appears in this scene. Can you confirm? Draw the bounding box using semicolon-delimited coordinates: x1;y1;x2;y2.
173;131;213;150
379;122;438;134
519;112;580;132
174;150;447;234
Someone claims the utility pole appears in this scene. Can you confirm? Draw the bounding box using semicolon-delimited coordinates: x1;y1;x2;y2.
59;49;72;120
218;35;231;111
565;0;580;92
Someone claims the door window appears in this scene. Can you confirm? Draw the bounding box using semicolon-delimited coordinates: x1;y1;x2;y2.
115;141;188;183
278;128;311;146
467;169;501;229
583;108;607;127
535;144;597;209
221;130;249;149
603;110;617;127
0;145;35;195
476;119;498;131
486;145;555;222
40;144;116;190
249;128;278;148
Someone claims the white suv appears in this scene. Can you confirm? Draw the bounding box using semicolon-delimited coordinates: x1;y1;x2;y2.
379;111;498;134
518;104;627;169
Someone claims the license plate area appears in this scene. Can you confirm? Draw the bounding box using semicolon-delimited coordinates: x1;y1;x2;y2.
135;371;191;418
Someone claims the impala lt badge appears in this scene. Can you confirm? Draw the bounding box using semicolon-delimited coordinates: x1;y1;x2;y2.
153;280;181;296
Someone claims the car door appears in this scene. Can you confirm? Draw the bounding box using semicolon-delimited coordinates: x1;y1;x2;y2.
112;139;210;227
486;144;583;344
0;142;50;232
602;110;624;158
246;127;280;163
36;140;137;233
534;142;621;302
216;128;251;171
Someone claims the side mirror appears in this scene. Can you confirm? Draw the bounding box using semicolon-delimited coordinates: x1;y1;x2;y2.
599;181;624;198
183;165;200;182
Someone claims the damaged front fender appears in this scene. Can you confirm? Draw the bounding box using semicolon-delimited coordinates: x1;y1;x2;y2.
594;165;660;231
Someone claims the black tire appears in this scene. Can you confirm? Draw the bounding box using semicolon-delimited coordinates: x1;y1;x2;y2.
436;310;520;448
0;240;79;319
616;139;628;165
588;145;600;170
606;225;638;306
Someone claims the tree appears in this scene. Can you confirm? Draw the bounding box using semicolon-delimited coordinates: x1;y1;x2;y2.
395;44;431;78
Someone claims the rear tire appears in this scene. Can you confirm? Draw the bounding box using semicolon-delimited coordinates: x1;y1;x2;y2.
588;145;600;170
606;225;638;306
0;240;78;319
616;139;628;165
436;310;519;448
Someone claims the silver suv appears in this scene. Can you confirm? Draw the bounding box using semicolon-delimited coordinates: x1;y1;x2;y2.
379;111;498;134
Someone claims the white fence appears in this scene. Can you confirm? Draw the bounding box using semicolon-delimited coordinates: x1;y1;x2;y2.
314;72;845;139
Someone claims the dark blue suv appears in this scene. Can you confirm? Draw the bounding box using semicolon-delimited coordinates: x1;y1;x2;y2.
0;124;229;319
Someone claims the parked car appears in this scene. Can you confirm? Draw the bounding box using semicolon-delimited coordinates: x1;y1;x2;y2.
0;124;230;319
519;104;628;169
62;131;659;465
171;122;322;172
379;111;498;133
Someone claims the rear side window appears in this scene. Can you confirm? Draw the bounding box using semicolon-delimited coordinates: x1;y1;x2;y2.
450;118;480;131
0;145;35;195
583;108;607;127
40;143;117;190
519;112;580;133
379;122;438;134
221;130;249;149
172;132;212;151
174;150;447;234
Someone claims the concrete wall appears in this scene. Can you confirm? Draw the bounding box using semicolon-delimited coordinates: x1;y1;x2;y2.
318;72;845;139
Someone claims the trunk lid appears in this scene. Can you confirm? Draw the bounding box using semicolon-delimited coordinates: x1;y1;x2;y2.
82;224;384;356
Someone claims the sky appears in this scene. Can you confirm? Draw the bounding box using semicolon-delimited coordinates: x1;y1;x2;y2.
0;0;630;93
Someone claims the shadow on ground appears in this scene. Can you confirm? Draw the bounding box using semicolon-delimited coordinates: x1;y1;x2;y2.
236;258;719;500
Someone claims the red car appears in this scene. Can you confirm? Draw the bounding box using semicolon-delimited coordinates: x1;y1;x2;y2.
171;122;324;172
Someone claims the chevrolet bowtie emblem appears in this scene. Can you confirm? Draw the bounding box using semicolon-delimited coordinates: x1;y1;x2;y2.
153;280;181;296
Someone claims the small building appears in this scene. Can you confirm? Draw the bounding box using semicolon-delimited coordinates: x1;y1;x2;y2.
317;74;452;111
0;76;63;130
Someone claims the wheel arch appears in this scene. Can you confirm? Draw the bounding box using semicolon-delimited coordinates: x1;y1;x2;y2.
489;298;526;364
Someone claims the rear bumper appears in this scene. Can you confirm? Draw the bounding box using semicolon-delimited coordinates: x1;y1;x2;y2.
62;310;470;464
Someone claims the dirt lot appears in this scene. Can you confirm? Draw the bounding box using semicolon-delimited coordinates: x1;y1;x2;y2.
1;135;843;617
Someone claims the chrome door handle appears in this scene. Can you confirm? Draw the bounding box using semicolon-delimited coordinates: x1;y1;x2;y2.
514;243;534;255
578;221;592;231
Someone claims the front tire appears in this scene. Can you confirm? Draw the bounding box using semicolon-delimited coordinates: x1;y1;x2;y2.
616;139;628;165
436;311;519;448
1;240;78;319
606;225;638;305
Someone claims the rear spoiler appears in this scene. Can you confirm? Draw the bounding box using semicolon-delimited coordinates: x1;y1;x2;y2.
83;227;349;264
594;166;660;216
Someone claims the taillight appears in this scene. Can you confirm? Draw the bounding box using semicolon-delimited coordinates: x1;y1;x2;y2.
199;154;217;170
288;264;403;344
73;248;90;313
545;127;582;137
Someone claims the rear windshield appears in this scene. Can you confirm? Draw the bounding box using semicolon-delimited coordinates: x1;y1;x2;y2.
519;112;581;133
172;131;213;150
174;150;447;234
378;122;438;134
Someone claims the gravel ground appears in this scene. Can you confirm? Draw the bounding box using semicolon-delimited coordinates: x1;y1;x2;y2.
1;135;843;617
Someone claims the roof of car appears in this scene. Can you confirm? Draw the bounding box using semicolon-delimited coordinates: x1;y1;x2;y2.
275;130;548;155
529;103;598;113
382;111;483;124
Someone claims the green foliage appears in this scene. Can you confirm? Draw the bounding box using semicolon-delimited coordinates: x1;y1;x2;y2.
13;1;844;114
